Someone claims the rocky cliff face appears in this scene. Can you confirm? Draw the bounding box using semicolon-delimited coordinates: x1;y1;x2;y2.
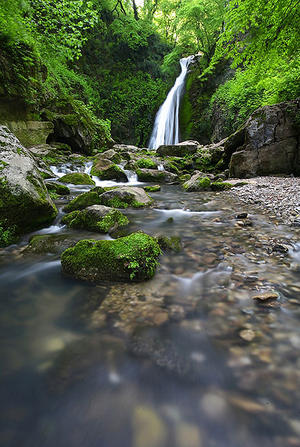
224;99;300;178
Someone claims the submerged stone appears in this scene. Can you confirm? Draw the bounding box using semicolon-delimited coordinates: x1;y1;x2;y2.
62;205;129;233
59;172;95;185
61;232;161;282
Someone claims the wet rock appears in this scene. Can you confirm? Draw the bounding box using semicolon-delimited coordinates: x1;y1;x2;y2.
62;205;129;233
252;291;279;302
183;173;213;192
168;305;185;322
45;181;70;195
143;185;161;192
156;235;182;252
24;234;78;255
64;187;105;212
236;212;248;219
61;232;161;283
113;143;141;153
0;125;57;236
99;186;153;208
239;329;256;342
60;172;95;185
136;168;177;183
132;406;167;447
157;141;199;157
91;158;127;181
96;149;121;163
271;243;289;254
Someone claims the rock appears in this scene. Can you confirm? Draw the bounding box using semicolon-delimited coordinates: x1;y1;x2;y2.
91;158;127;181
61;232;161;282
271;243;289;254
179;174;191;183
224;99;300;177
236;212;248;219
156;140;199;157
136;168;177;183
252;291;279;302
64;187;105;211
0;125;57;235
156;235;182;252
239;329;256;342
4;121;53;148
113;143;140;153
132;406;167;447
45;181;70;195
59;172;95;185
61;205;129;233
135;158;158;169
183;173;213;191
210;181;233;191
96;149;121;163
25;234;78;255
99;186;153;208
143;185;161;192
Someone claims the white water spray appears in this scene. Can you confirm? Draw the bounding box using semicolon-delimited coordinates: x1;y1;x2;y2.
149;55;194;149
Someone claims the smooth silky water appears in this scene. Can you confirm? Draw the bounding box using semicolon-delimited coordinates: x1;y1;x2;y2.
1;166;300;446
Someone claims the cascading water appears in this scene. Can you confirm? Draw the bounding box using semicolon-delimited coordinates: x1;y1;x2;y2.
149;55;194;149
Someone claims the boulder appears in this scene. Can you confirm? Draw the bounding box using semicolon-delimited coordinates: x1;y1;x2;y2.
136;169;177;183
183;173;213;191
99;186;153;208
96;149;121;163
91;158;127;181
135;158;158;169
59;172;95;185
61;232;161;282
0;125;57;235
113;143;141;153
62;205;129;233
224;99;300;177
144;185;161;192
156;141;199;157
45;181;70;195
25;234;78;255
4;121;53;148
64;187;105;212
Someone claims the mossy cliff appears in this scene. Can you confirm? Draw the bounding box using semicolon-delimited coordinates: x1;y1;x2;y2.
61;232;161;282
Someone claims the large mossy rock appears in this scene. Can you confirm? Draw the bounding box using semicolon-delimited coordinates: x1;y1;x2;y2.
225;99;300;177
62;205;129;233
64;187;105;212
99;186;153;208
0;125;57;234
156;141;199;157
91;158;127;181
45;181;70;195
61;232;161;282
183;173;213;191
136;169;177;183
59;172;95;185
95;149;121;164
4;121;54;148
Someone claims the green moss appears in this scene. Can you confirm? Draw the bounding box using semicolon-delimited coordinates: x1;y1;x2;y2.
0;160;8;171
60;172;95;185
135;158;157;169
156;235;181;252
46;182;70;195
211;181;233;191
179;174;191;183
64;189;105;212
0;220;18;247
198;177;211;189
62;208;129;233
136;169;165;182
49;191;59;200
100;197;129;209
61;232;161;282
91;164;126;181
144;185;161;192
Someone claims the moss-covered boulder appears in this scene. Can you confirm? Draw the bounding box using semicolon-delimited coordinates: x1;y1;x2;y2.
135;158;158;169
95;149;121;164
91;158;127;181
99;186;153;208
59;172;95;185
0;125;57;237
144;185;161;192
183;173;213;192
25;234;78;255
61;232;161;282
156;141;199;157
45;181;70;195
136;169;177;183
210;181;233;191
62;205;129;233
64;187;105;212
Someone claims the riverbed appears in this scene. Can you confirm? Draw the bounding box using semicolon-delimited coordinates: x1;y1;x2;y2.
1;163;300;447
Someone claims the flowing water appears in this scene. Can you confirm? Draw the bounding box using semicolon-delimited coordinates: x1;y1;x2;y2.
1;163;300;446
149;56;194;149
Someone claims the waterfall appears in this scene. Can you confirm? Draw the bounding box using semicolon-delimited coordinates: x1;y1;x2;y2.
149;55;194;150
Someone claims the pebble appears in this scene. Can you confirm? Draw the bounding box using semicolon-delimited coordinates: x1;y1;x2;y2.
239;329;256;342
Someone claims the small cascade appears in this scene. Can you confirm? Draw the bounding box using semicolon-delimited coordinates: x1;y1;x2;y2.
149;55;194;149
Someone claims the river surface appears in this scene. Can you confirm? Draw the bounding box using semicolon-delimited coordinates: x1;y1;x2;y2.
1;163;300;447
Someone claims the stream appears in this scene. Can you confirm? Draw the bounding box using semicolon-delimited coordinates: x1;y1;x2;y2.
1;161;300;447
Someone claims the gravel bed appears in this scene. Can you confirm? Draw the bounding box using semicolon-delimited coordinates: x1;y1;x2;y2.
225;176;300;226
